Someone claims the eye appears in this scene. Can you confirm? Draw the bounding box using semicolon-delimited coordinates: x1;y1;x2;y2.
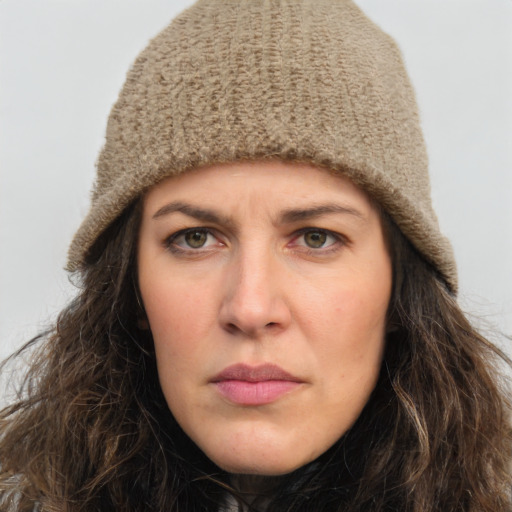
165;228;220;251
303;230;329;248
292;228;341;250
182;230;210;248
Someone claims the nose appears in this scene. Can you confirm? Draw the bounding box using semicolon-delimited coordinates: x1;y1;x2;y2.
218;247;291;337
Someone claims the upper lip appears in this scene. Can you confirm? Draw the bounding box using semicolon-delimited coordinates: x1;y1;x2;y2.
211;363;302;383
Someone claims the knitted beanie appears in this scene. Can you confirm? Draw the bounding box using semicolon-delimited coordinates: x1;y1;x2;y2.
67;0;457;292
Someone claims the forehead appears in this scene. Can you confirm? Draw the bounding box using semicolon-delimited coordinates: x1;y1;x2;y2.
142;160;377;220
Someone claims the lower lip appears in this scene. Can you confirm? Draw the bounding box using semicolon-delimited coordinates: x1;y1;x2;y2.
214;380;301;405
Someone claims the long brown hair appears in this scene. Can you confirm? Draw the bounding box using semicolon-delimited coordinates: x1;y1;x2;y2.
1;199;510;511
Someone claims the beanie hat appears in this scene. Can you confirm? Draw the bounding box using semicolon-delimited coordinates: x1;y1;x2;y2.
67;0;457;292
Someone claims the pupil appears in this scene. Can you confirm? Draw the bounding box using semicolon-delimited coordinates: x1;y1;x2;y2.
305;231;326;248
186;230;207;248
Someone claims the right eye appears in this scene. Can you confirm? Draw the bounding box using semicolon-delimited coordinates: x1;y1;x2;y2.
165;228;221;252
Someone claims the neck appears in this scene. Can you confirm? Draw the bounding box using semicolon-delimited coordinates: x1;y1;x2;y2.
228;474;283;511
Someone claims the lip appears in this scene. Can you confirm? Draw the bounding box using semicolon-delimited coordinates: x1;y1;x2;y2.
211;363;303;406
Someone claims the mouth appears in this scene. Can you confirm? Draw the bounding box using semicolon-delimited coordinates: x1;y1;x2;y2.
210;363;303;406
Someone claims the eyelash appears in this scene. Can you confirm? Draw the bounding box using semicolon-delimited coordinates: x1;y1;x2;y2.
164;228;222;254
163;227;346;255
290;228;345;254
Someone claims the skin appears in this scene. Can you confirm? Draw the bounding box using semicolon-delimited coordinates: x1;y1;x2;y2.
138;160;392;476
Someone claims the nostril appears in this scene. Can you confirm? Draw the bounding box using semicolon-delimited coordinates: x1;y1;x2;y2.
224;321;279;335
226;323;238;333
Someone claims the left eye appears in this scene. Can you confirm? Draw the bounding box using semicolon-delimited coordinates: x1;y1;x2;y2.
294;229;339;249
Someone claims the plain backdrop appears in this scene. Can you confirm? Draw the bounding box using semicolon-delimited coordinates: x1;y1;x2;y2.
1;0;511;367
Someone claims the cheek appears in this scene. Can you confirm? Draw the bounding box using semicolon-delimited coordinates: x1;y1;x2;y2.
304;279;390;344
302;265;391;384
334;287;389;337
140;282;204;401
142;276;210;342
140;274;225;399
315;294;387;389
141;280;210;414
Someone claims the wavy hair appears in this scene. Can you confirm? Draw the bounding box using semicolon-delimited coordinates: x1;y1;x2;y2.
0;199;510;511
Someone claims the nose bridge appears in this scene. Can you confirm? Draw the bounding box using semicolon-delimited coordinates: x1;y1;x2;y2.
220;239;289;335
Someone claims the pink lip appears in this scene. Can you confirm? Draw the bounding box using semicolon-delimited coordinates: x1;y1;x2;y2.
211;364;303;406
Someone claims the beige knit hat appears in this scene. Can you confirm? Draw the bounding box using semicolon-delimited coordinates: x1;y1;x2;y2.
67;0;457;292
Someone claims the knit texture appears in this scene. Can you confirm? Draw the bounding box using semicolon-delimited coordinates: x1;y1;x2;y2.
67;0;457;292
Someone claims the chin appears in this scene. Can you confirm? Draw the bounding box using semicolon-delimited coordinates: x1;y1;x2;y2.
187;416;348;477
215;457;302;476
200;439;319;476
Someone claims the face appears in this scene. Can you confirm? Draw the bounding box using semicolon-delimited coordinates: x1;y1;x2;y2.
138;161;392;475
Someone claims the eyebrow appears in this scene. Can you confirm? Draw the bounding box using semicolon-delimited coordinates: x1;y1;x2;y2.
152;200;365;226
279;203;365;223
152;201;233;227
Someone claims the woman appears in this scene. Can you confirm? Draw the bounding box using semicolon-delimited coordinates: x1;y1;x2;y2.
1;1;510;510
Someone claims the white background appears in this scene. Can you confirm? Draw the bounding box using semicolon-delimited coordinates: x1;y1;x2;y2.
1;0;511;364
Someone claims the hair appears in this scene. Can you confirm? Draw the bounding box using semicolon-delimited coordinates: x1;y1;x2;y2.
0;193;510;512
